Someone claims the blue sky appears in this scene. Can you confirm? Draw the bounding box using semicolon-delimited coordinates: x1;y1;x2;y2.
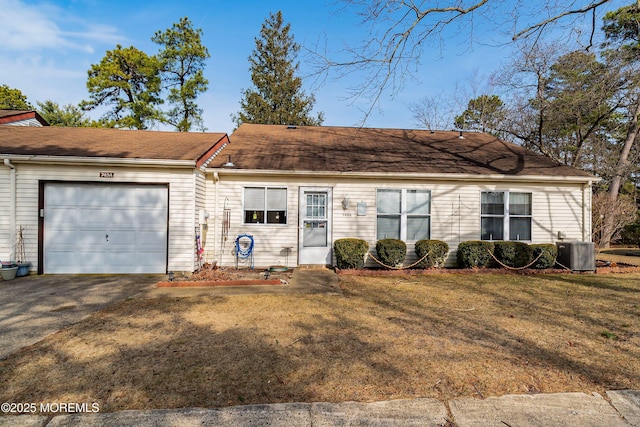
0;0;626;134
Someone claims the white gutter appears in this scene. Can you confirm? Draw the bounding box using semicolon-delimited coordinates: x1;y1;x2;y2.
0;154;196;168
213;172;220;264
206;168;601;184
3;159;16;261
583;181;593;242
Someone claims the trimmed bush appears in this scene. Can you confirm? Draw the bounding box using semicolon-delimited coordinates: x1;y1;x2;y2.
456;241;494;268
493;241;533;268
375;239;407;268
530;243;558;269
414;240;449;268
334;238;369;269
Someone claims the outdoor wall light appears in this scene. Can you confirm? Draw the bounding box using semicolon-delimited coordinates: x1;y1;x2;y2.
342;195;350;210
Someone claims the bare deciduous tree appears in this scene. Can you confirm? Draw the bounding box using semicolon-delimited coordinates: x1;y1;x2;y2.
592;192;638;247
317;0;620;120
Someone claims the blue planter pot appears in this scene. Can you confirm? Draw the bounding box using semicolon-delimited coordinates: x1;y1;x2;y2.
16;262;32;277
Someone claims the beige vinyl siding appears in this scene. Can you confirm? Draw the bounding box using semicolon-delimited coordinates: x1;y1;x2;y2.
207;173;591;268
2;118;42;127
0;166;11;260
207;176;299;268
9;163;197;273
194;170;209;268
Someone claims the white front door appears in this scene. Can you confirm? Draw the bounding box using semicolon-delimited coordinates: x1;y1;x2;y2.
298;187;332;265
43;183;168;274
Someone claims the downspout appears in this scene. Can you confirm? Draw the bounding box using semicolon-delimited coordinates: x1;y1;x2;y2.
4;159;16;261
583;181;591;242
213;172;220;265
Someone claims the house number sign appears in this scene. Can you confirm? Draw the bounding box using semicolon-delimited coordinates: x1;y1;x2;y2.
99;171;114;178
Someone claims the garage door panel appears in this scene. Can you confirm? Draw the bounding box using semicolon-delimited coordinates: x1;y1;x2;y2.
74;229;107;246
137;230;168;247
48;230;106;249
107;230;136;246
135;187;167;206
44;183;168;274
109;208;138;227
45;186;75;205
77;208;108;226
106;251;136;266
48;207;77;226
76;187;108;206
47;250;105;270
135;209;167;226
134;252;168;269
105;188;132;206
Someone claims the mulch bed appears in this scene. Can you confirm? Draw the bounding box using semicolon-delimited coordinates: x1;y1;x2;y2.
158;265;293;287
158;279;281;287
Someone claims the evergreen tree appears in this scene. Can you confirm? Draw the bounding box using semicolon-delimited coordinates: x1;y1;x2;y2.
0;84;32;110
81;44;163;130
598;2;640;247
235;11;323;127
153;17;210;132
454;94;505;135
37;100;92;127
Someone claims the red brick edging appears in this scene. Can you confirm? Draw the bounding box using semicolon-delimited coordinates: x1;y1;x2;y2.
157;279;282;287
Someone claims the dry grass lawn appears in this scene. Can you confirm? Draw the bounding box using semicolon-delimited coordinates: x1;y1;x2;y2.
598;248;640;266
1;273;639;413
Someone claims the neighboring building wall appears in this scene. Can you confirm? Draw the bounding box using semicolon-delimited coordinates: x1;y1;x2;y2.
9;162;197;273
0;166;10;261
1;118;43;127
206;173;591;268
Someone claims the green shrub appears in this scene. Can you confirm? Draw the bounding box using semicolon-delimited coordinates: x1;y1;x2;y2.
530;243;558;269
456;241;494;268
414;240;449;268
334;238;369;269
493;241;533;268
375;239;407;268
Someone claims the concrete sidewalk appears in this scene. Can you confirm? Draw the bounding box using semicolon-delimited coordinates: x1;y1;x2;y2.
1;390;638;426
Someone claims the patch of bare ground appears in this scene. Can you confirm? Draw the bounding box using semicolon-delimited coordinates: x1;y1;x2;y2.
0;273;638;413
597;248;640;267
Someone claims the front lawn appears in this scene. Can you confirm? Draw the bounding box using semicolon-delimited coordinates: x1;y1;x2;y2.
1;273;638;412
598;248;640;266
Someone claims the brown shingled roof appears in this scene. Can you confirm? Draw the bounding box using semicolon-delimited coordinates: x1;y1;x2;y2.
0;126;228;163
218;123;593;178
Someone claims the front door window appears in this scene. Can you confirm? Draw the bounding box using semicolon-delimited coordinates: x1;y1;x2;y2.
304;192;327;247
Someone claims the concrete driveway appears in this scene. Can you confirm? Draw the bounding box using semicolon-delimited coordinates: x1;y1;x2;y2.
0;274;159;359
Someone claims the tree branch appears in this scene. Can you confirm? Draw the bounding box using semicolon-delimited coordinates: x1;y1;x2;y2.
512;0;611;41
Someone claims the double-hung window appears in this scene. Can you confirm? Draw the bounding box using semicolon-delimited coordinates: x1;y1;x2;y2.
481;191;532;241
376;189;430;241
244;187;287;224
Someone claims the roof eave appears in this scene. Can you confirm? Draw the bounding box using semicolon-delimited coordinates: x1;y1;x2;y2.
1;154;196;168
206;168;600;183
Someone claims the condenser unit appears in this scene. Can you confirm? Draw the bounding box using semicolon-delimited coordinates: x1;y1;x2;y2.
556;242;595;271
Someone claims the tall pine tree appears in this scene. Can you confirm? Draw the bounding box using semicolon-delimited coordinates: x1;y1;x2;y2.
81;44;163;130
153;17;210;132
235;11;323;127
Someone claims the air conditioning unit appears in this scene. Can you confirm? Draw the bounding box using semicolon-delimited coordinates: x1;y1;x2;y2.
556;242;595;271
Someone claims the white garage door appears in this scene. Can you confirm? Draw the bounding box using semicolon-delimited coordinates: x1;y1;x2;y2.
44;183;168;274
